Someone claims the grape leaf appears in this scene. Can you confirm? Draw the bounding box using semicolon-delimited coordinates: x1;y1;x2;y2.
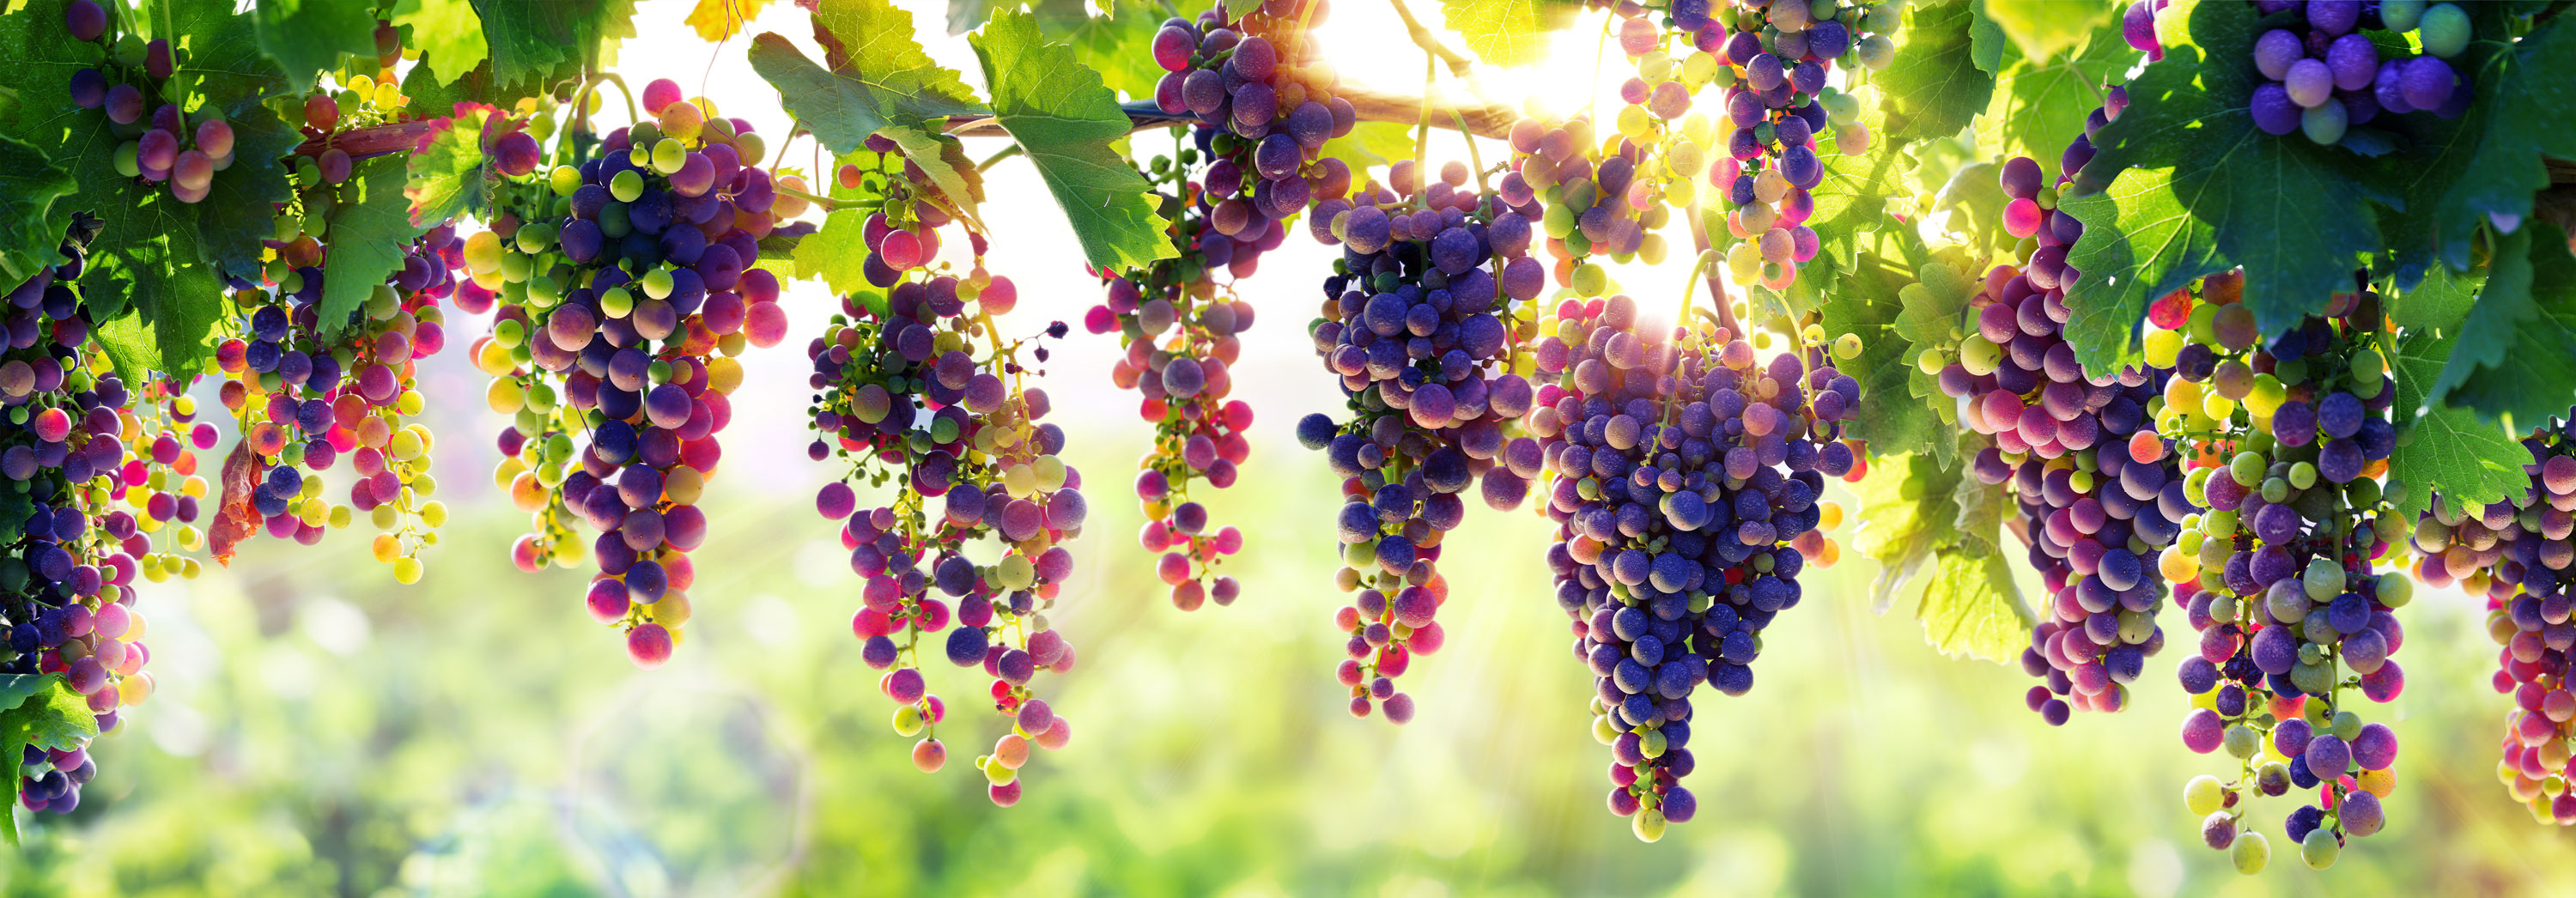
1876;0;1995;149
0;488;27;548
1065;0;1168;100
2390;330;2531;522
0;677;94;846
687;0;776;40
1966;4;2008;72
747;0;990;155
969;8;1175;270
392;0;488;86
2387;255;2480;334
879;124;986;230
1916;543;2029;664
1318;121;1418;176
2377;9;2576;272
1974;17;2134;178
208;440;264;565
317;156;432;335
2427;223;2576;428
2060;0;2380;373
1850;440;2030;664
1820;230;1950;469
0;132;74;284
252;0;383;83
0;677;56;717
405;103;516;226
469;0;636;91
1438;0;1546;67
1978;0;2112;63
795;164;876;294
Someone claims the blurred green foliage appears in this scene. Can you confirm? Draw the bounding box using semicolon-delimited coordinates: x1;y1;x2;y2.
0;436;2567;897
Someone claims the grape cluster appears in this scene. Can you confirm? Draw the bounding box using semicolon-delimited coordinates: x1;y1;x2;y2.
815;141;1084;807
58;0;256;203
460;79;786;668
2145;277;2408;873
1522;293;1857;841
215;179;459;581
2246;0;2474;145
1297;163;1546;723
1703;0;1893;296
1086;130;1266;610
2409;416;2576;826
0;227;178;816
1499;107;1682;296
277;30;418;188
1151;0;1352;247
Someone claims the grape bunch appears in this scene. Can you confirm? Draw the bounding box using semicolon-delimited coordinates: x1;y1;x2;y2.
460;79;787;667
277;34;419;188
2245;0;2474;145
2408;416;2576;825
1521;293;1858;841
1296;162;1547;723
2144;278;2408;873
0;227;176;816
1150;0;1352;246
1499;109;1679;298
814;141;1084;807
214;183;459;580
1086;131;1269;610
1704;0;1893;297
58;0;256;203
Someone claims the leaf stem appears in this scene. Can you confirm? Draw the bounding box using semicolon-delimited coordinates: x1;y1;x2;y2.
975;143;1024;172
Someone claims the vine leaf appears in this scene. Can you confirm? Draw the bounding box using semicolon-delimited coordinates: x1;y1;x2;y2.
1066;0;1170;100
2379;9;2576;272
0;132;74;284
1819;229;1948;469
1978;0;2112;63
0;677;95;846
1974;15;2133;176
1876;0;1995;149
2387;255;2480;334
469;0;637;91
2062;0;2380;373
969;8;1175;270
405;103;519;226
1438;0;1547;67
390;0;488;86
1318;121;1419;176
795;161;876;294
2391;329;2531;523
209;440;265;566
686;0;777;40
748;0;988;221
252;0;383;83
2428;223;2576;428
1850;445;2029;664
318;156;433;335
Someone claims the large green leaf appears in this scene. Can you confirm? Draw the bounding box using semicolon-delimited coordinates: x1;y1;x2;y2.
1978;0;2113;64
1063;0;1169;101
969;9;1174;270
1439;0;1547;67
471;0;636;91
2428;224;2576;428
2390;329;2532;522
1850;443;2030;664
2060;0;2380;373
746;0;990;155
2388;256;2480;334
795;161;877;294
319;156;433;335
0;677;97;846
404;103;513;226
252;0;382;83
1876;0;1995;149
0;132;74;284
1819;229;1951;470
1973;15;2136;178
391;0;489;87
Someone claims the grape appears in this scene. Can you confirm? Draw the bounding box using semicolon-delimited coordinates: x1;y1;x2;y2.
493;130;542;178
1525;290;1858;841
64;0;106;41
811;143;1083;808
103;83;143;124
2419;3;2470;58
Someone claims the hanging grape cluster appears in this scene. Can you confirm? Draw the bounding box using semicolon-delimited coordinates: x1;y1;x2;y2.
2245;0;2476;145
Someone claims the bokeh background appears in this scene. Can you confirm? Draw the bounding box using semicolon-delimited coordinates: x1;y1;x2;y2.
3;0;2572;895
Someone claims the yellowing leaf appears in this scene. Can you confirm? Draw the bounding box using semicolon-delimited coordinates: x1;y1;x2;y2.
685;0;775;41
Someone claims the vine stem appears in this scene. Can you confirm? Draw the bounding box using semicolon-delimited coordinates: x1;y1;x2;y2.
1685;199;1742;339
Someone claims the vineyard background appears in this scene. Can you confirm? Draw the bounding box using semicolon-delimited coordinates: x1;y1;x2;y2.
0;0;2551;894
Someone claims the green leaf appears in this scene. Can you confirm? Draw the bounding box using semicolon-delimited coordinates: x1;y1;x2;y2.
1973;17;2134;177
470;0;638;91
0;132;73;284
1850;437;2028;664
2061;0;2380;373
391;0;489;87
1852;452;1960;610
0;677;97;844
0;676;57;717
405;103;511;226
1916;545;2030;664
879;124;986;229
318;156;433;334
1439;0;1546;67
1978;0;2112;63
747;0;990;156
2377;9;2576;272
1876;0;1996;149
794;163;876;294
1317;121;1418;176
2428;223;2576;428
969;9;1174;270
252;0;383;83
2388;257;2480;334
2390;329;2532;521
1820;231;1950;470
1064;0;1169;100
